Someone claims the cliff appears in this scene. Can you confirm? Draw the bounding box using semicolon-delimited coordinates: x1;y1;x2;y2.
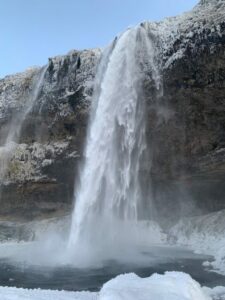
0;0;224;220
0;49;100;219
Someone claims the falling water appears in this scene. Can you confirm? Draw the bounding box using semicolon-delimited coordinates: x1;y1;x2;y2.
0;66;47;183
68;25;161;264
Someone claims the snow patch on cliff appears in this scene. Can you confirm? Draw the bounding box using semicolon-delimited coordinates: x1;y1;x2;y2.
143;0;225;69
2;140;71;183
0;68;40;119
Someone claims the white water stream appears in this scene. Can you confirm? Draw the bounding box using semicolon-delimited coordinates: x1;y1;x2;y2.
68;26;162;264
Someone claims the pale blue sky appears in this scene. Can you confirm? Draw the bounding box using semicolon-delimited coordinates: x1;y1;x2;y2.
0;0;198;78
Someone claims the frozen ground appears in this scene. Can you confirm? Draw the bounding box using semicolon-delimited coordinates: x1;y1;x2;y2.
1;271;225;300
169;209;225;275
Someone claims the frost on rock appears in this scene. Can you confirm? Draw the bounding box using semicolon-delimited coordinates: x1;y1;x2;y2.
0;68;40;120
1;140;73;184
39;48;101;113
169;209;225;275
0;1;224;219
143;0;225;69
0;46;101;217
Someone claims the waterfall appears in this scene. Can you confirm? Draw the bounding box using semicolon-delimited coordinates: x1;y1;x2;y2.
68;25;161;264
0;66;47;183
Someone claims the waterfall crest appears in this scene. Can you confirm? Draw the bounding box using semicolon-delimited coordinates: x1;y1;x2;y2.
68;26;162;264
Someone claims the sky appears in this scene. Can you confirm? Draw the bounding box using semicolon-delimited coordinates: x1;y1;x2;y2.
0;0;198;78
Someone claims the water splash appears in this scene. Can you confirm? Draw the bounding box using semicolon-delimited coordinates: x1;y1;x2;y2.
0;66;47;184
68;26;162;264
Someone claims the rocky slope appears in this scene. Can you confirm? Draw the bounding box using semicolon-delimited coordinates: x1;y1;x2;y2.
0;0;224;221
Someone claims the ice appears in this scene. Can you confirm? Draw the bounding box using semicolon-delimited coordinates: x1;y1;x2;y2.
204;286;225;300
0;271;218;300
0;286;96;300
169;209;225;275
99;272;211;300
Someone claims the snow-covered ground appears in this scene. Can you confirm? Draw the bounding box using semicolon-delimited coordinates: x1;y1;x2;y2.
1;271;224;300
169;209;225;275
0;287;96;300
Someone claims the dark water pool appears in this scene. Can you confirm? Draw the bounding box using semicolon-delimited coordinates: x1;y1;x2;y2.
0;256;225;292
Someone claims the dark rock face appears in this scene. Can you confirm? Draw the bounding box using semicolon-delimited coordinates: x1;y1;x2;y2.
0;49;100;219
0;0;225;221
145;0;225;221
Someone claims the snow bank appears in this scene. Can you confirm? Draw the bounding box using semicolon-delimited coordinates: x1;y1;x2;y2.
99;272;210;300
0;272;215;300
0;287;96;300
203;286;225;300
169;210;225;275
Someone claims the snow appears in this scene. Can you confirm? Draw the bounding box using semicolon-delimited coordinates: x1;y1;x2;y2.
204;286;225;300
169;209;225;275
143;0;225;69
99;272;210;300
0;68;40;118
0;286;96;300
0;272;216;300
1;140;71;183
0;0;224;297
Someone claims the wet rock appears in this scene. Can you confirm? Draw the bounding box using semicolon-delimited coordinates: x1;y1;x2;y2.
0;1;225;220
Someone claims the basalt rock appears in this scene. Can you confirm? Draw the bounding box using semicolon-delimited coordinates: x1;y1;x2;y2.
0;49;100;219
146;0;225;220
0;0;225;220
